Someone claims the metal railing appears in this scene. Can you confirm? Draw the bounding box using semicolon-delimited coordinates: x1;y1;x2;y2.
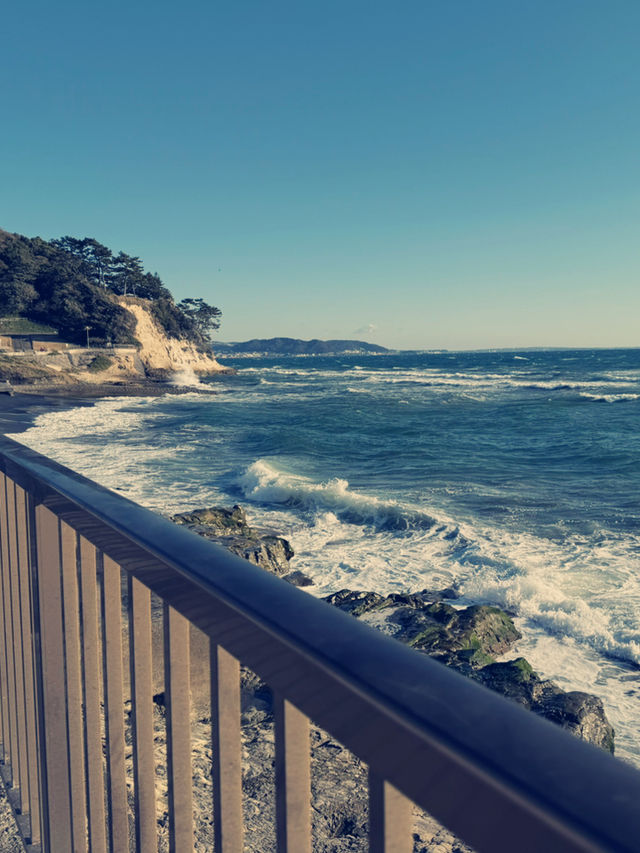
0;434;639;852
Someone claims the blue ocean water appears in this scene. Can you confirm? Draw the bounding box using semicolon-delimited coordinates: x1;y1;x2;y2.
12;348;640;762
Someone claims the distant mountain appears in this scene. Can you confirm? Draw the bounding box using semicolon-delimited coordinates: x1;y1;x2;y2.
215;337;389;355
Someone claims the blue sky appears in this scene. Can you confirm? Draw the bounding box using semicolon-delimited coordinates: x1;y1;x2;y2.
1;1;638;349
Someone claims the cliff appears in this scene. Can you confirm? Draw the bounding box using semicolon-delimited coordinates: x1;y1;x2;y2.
122;299;226;376
0;299;228;388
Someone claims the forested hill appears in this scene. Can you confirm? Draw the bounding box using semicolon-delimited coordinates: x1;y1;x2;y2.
0;229;220;347
216;338;389;355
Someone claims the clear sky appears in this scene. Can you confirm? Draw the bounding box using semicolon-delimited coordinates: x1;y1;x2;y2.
1;1;638;350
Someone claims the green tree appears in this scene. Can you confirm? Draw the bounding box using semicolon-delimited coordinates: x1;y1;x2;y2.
108;252;146;296
177;298;222;338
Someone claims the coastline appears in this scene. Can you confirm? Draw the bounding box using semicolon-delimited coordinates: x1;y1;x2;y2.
0;390;99;436
0;367;629;850
0;380;218;436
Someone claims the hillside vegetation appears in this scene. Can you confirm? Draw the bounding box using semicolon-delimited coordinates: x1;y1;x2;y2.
216;337;389;355
0;229;220;348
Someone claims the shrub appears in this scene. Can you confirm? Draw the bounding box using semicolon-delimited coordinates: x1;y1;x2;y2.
87;355;113;372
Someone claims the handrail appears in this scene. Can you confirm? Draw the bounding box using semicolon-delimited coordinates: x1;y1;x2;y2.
0;433;639;852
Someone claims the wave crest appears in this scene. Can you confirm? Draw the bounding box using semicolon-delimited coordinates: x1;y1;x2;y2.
237;459;445;532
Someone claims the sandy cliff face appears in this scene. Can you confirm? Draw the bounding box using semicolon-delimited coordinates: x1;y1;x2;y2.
122;300;226;375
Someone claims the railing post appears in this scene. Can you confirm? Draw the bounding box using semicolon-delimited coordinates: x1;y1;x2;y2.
0;473;18;788
0;474;7;769
129;575;157;852
369;772;413;853
33;503;73;852
211;642;243;853
78;536;106;853
6;477;27;812
275;696;311;853
14;483;40;844
100;553;129;852
164;603;193;852
60;520;88;850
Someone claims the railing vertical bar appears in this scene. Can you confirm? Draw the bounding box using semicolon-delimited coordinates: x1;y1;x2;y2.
368;772;413;853
6;478;28;813
79;536;107;853
0;473;7;766
129;575;157;853
275;696;311;853
60;519;88;851
101;554;129;852
164;603;193;852
0;472;17;783
211;642;243;853
34;504;73;851
14;483;40;844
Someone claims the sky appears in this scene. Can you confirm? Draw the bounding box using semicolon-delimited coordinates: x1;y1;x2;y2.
1;0;639;350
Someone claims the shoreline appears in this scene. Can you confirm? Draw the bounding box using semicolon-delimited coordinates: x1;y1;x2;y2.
0;379;220;436
0;379;624;759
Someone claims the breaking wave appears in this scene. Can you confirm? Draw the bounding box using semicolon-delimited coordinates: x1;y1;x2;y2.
237;459;447;532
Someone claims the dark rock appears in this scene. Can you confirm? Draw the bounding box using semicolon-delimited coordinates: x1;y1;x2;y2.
474;658;556;706
323;589;387;615
172;505;251;535
171;505;295;576
222;534;293;575
322;588;614;752
419;585;461;601
538;691;615;753
283;570;315;587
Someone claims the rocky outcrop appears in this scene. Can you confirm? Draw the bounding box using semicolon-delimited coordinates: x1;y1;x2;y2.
324;588;615;752
136;513;615;852
171;505;313;586
475;660;615;752
166;507;614;753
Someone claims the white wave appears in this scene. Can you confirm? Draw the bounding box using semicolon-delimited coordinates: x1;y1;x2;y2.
170;367;205;387
237;459;447;532
6;396;229;514
579;393;640;403
238;457;640;671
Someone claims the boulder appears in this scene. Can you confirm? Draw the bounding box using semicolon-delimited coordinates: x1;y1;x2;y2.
171;505;301;578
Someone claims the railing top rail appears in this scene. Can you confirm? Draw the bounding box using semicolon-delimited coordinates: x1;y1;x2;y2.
1;434;639;853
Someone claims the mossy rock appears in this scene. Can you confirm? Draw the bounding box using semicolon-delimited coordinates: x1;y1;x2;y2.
423;601;458;627
455;605;521;656
449;648;496;669
408;624;453;652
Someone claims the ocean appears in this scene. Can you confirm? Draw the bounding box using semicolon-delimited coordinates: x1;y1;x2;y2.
11;348;640;764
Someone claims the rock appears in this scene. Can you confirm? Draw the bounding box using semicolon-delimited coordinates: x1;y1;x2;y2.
324;589;387;615
473;658;559;706
222;534;294;575
322;588;614;752
172;504;251;535
537;691;615;753
171;505;299;578
283;569;315;587
325;591;521;661
455;605;522;656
